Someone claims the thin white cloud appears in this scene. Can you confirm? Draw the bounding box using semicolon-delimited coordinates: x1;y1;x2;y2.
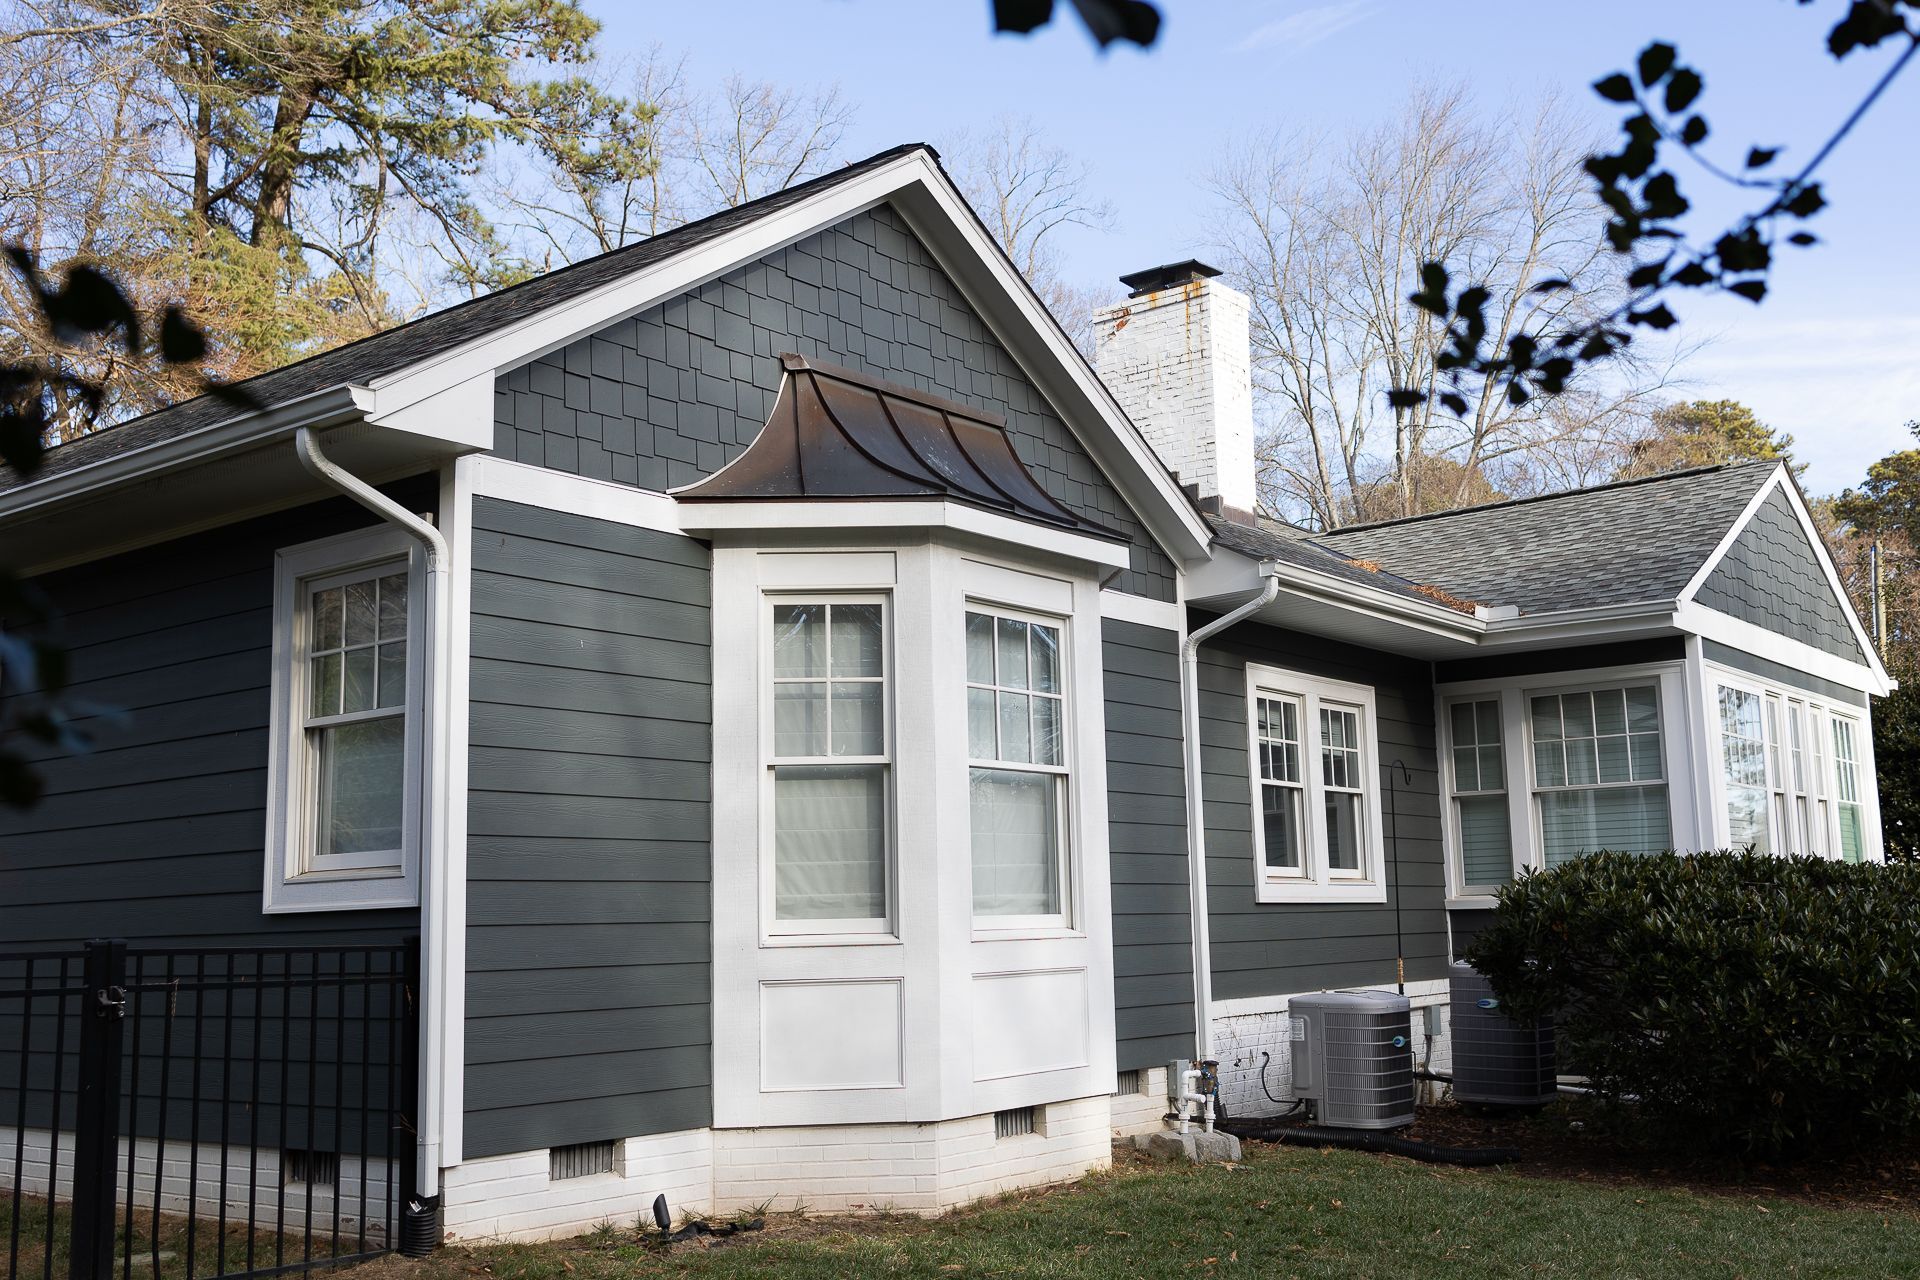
1677;313;1920;495
1237;0;1376;53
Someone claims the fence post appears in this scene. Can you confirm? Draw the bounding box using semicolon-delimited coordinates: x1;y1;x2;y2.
69;938;127;1280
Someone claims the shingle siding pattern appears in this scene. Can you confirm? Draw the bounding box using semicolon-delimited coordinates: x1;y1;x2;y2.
1695;488;1864;662
1102;619;1195;1069
1196;619;1449;999
3;145;929;492
491;204;1175;601
1321;462;1775;614
463;498;713;1159
0;490;429;949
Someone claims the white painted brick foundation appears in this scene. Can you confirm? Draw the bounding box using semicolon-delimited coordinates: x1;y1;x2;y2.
439;1096;1117;1241
440;1128;714;1242
1211;982;1454;1120
0;1125;395;1241
1109;1066;1170;1138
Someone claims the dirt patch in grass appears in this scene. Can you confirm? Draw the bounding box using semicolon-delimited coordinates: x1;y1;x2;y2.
1241;1099;1920;1217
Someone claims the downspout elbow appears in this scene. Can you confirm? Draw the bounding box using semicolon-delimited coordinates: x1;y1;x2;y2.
1179;563;1282;1061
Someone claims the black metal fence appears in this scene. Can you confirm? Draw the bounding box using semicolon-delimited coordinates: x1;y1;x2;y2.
2;940;419;1280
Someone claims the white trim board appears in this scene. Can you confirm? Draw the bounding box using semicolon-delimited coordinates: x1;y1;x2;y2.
1098;590;1183;632
1211;979;1450;1020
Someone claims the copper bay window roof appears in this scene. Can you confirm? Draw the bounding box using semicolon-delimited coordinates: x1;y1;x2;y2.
674;355;1124;540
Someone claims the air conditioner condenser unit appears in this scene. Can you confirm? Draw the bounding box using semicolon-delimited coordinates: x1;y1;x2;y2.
1288;990;1415;1130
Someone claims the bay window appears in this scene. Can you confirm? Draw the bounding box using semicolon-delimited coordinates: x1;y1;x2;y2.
266;526;424;912
767;598;892;932
1247;666;1385;904
1710;670;1873;863
966;608;1070;927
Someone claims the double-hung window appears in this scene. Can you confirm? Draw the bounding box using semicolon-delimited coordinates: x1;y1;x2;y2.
1531;685;1670;866
1247;666;1384;903
767;599;891;932
266;526;423;912
966;608;1070;928
1446;699;1513;893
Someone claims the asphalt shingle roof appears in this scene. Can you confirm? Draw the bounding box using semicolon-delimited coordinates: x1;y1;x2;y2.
1317;461;1778;614
1205;514;1455;609
2;144;933;493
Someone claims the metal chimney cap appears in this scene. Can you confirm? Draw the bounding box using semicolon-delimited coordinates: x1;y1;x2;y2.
1117;260;1223;297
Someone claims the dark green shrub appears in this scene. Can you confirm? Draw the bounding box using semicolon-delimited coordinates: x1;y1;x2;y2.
1466;850;1920;1157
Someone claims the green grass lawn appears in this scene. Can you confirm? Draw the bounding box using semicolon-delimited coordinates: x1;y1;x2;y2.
361;1143;1920;1280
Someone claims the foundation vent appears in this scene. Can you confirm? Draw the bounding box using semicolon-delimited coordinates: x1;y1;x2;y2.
550;1139;618;1181
1115;1068;1144;1096
284;1149;337;1187
993;1106;1038;1139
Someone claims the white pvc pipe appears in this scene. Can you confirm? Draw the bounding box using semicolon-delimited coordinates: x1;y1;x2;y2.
1179;562;1282;1061
294;428;451;1199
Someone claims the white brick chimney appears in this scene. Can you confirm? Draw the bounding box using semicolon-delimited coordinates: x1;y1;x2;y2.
1093;261;1256;515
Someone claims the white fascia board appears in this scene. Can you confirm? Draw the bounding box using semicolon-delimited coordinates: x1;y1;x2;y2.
1674;599;1890;695
466;454;680;533
0;384;369;524
367;371;496;451
884;177;1212;566
1099;589;1183;631
1190;545;1483;642
1477;601;1681;647
679;498;1132;571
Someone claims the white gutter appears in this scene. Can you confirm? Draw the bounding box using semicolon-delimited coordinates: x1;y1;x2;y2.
293;427;452;1199
1180;561;1282;1061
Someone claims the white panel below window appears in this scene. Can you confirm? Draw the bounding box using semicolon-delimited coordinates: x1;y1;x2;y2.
972;969;1089;1081
760;980;903;1091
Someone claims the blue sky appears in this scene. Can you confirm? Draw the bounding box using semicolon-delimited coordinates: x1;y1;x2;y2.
588;1;1920;497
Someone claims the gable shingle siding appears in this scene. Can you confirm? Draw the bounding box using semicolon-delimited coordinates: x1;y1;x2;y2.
1694;487;1865;662
491;204;1175;601
463;497;713;1158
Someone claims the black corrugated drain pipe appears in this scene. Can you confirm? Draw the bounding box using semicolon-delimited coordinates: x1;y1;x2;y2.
1219;1120;1520;1167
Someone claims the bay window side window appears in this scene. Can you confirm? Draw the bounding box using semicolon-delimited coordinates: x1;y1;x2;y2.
966;609;1071;929
1832;715;1866;864
767;598;892;933
266;526;425;912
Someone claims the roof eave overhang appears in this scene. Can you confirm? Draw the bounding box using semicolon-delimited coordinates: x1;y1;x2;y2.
1190;543;1486;654
676;496;1133;572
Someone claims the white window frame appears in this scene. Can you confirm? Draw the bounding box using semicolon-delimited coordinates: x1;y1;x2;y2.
1443;695;1517;897
964;600;1075;933
1704;663;1879;862
759;592;897;938
1245;664;1387;905
1437;662;1694;903
264;525;425;913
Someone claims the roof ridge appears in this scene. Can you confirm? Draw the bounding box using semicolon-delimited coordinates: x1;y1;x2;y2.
1321;459;1779;536
32;142;938;461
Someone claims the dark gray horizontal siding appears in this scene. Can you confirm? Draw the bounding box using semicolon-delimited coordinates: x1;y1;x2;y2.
1196;617;1448;1002
0;485;434;948
1101;619;1194;1069
1434;637;1686;685
491;202;1175;601
463;497;712;1159
1696;487;1864;662
1701;639;1869;707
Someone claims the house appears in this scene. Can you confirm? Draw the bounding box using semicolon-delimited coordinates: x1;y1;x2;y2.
0;144;1890;1242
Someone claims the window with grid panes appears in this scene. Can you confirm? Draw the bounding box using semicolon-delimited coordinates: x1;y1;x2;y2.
1530;685;1670;864
966;609;1070;924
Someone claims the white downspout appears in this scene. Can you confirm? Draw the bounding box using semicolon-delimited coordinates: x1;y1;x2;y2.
1180;561;1281;1061
294;427;451;1199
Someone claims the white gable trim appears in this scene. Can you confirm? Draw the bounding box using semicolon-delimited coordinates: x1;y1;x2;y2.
362;148;1210;567
1676;463;1889;691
